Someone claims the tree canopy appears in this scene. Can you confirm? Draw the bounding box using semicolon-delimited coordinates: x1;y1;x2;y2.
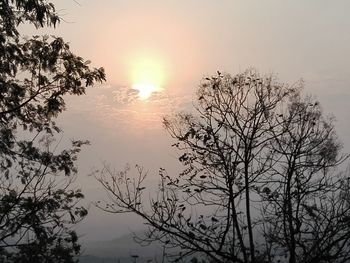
0;0;105;261
98;70;350;263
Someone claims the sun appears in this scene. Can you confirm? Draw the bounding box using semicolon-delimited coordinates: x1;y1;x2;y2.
127;52;167;100
133;83;159;100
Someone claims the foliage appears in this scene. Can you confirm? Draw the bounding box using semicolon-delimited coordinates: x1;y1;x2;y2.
0;0;105;261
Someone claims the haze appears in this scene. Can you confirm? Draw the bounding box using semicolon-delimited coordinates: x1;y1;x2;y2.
22;0;350;243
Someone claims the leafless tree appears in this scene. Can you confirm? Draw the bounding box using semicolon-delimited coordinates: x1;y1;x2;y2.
260;93;349;263
98;70;349;263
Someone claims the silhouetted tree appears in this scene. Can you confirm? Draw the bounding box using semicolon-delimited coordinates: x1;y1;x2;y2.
98;70;349;263
260;91;350;263
0;0;105;261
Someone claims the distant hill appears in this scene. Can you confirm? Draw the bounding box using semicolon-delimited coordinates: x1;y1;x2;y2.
79;231;164;263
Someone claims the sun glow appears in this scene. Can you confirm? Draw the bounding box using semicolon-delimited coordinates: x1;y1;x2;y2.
128;52;167;100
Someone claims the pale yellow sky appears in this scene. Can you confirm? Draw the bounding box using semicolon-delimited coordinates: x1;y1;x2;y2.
24;0;350;242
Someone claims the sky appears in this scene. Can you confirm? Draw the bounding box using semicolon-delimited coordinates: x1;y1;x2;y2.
23;0;350;242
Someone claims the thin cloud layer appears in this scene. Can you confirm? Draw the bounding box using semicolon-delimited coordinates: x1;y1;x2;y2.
64;84;193;134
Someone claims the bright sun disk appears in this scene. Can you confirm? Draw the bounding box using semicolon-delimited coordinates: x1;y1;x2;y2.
133;83;160;100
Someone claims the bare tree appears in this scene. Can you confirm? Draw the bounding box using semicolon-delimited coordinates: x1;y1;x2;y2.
260;94;349;263
98;70;349;263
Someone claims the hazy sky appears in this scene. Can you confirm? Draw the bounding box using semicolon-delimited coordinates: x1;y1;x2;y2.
24;0;350;242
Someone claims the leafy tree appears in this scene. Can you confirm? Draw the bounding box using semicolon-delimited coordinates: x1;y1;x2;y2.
98;70;350;263
0;0;105;261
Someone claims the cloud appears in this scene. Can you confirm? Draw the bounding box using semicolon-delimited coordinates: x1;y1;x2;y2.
64;84;193;134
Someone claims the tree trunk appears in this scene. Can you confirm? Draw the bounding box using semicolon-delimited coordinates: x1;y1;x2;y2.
245;162;255;263
287;164;296;263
